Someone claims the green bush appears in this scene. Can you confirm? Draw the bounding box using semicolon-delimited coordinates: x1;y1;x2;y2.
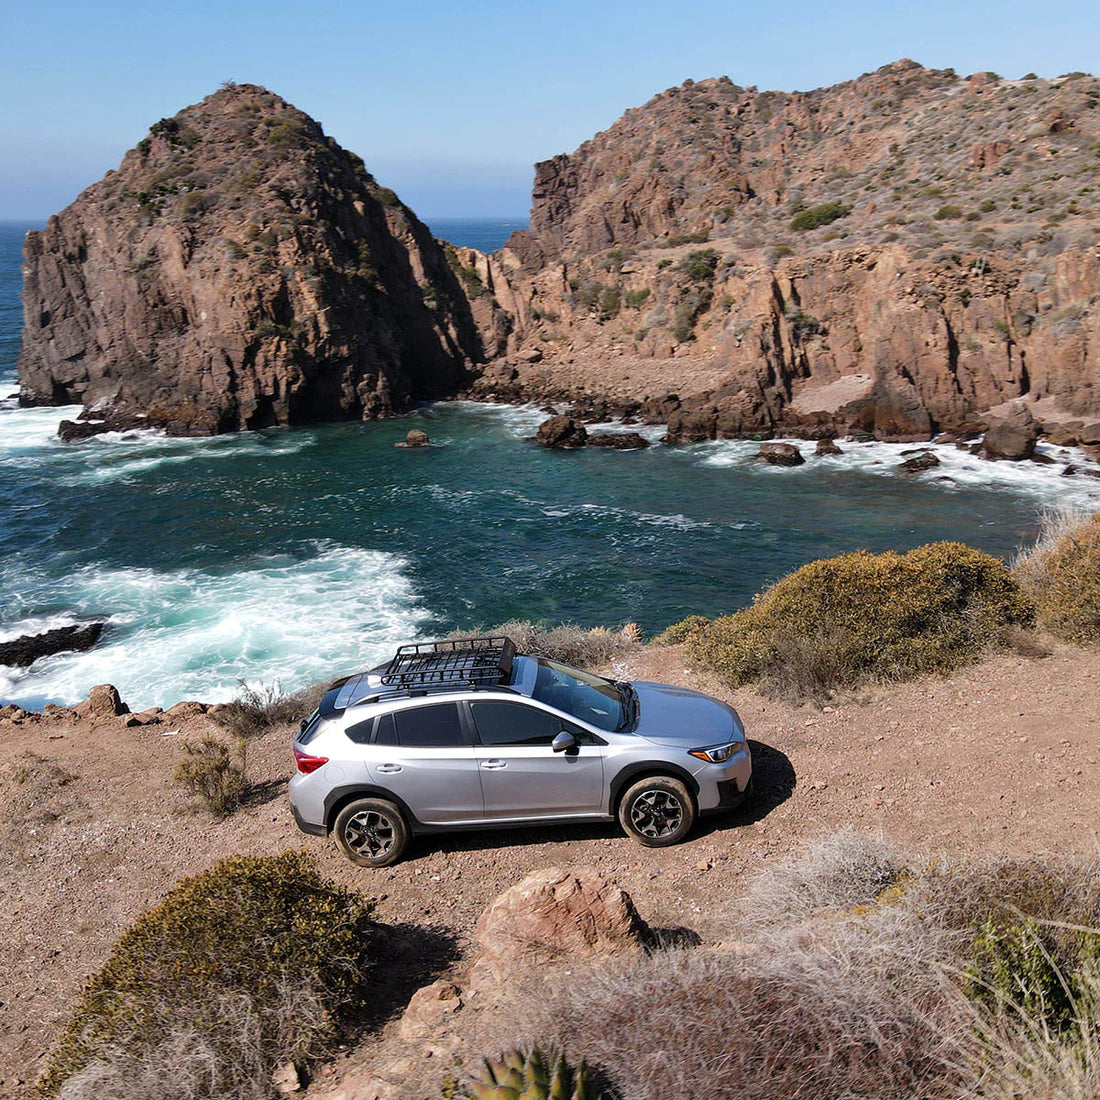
40;852;373;1097
790;201;851;232
652;614;709;646
691;542;1034;699
1015;510;1100;644
935;204;964;220
624;288;651;309
173;737;247;816
677;248;719;281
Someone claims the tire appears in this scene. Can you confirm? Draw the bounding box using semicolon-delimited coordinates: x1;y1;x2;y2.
617;776;696;847
333;798;410;867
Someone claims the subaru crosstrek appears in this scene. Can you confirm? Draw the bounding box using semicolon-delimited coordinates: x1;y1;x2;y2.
289;636;752;866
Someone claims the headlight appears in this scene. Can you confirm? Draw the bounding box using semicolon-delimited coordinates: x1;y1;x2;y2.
689;740;742;763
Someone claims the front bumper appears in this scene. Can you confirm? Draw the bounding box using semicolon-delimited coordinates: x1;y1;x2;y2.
694;744;753;814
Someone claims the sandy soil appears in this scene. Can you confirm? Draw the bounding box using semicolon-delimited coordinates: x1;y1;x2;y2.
2;642;1099;1094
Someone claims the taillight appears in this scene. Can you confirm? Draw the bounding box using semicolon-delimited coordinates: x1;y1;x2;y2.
294;745;329;775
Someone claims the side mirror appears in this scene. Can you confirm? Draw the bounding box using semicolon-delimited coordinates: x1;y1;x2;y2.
551;731;578;754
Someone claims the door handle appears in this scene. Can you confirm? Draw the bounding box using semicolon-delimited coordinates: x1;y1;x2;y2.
481;759;507;770
376;764;403;773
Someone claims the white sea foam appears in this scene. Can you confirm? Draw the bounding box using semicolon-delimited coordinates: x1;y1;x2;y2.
695;436;1100;508
0;402;84;453
0;543;428;711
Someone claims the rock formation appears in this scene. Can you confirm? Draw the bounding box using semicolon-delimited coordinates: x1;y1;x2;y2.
472;62;1100;443
18;84;490;434
0;623;104;668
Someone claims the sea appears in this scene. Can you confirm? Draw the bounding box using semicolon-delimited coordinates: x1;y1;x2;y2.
1;218;1098;711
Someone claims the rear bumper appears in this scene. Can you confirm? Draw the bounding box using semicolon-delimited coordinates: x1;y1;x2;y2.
290;798;327;837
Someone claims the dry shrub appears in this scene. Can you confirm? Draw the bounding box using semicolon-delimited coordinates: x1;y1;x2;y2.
690;542;1034;700
1014;507;1100;644
213;679;328;740
477;833;1100;1100
40;852;373;1098
173;736;247;816
448;620;634;670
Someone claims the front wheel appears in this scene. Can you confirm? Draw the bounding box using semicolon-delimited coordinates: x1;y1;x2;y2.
333;798;410;867
618;776;696;847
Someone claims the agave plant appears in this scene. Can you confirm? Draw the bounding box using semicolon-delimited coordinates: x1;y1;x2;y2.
469;1046;593;1100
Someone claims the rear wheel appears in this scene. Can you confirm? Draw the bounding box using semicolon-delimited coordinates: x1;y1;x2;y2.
618;776;695;847
333;798;409;867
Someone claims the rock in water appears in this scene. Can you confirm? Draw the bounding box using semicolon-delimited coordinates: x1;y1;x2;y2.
0;623;105;667
535;415;588;448
756;442;805;466
18;84;486;435
587;431;650;449
395;428;430;448
982;403;1038;460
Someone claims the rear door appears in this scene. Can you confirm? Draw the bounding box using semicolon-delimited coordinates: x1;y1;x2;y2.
365;702;484;824
467;699;606;819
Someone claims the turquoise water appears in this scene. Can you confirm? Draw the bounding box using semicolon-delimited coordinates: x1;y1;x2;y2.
2;220;1097;710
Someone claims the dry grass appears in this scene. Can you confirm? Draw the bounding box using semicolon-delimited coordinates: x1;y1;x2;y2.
1014;506;1100;645
447;620;638;670
462;833;1100;1100
212;679;328;740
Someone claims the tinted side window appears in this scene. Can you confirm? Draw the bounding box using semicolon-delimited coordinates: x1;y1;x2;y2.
374;713;397;746
393;703;465;748
470;701;605;747
345;717;375;744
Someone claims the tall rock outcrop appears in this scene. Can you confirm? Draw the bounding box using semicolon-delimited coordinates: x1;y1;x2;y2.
478;62;1100;442
19;84;487;433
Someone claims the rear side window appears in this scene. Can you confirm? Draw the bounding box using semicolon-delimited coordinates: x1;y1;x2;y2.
392;703;465;748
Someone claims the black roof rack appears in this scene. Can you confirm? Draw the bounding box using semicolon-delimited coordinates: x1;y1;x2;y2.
381;636;516;689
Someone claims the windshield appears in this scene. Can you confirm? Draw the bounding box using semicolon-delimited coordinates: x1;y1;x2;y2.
531;658;627;731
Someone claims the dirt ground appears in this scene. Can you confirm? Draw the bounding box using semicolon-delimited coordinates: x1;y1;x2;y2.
2;642;1099;1095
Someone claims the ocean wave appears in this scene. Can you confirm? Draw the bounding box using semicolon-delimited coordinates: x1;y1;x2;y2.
0;403;85;453
695;436;1100;507
0;543;428;710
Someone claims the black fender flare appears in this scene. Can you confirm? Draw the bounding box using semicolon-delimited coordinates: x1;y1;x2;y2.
609;762;700;815
323;784;421;833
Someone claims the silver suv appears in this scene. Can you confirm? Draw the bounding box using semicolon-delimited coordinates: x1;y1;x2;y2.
289;637;752;866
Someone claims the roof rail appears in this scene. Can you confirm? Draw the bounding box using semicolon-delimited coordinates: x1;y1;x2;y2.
381;636;516;689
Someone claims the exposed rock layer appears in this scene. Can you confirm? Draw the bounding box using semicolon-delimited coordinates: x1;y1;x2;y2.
478;62;1100;442
19;84;488;434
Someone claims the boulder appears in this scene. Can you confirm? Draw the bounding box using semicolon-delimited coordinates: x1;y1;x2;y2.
815;437;842;456
664;407;717;444
466;867;653;994
897;450;941;475
394;428;430;448
0;622;104;668
535;415;588;448
88;684;129;717
397;980;464;1041
756;442;805;466
982;403;1038;460
587;431;650;449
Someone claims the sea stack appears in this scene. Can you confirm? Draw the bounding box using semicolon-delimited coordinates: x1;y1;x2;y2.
18;84;487;434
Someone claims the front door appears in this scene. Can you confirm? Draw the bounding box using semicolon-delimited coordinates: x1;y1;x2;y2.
467;699;605;819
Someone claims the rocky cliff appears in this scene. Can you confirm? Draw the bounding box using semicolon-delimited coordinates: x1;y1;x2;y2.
18;84;489;434
479;61;1100;443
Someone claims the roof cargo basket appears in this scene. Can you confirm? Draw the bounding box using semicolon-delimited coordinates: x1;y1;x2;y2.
380;636;516;690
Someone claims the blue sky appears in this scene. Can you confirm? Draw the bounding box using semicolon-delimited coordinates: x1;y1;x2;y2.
2;0;1097;220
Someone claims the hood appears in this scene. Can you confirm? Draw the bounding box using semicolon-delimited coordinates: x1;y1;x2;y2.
630;681;743;746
